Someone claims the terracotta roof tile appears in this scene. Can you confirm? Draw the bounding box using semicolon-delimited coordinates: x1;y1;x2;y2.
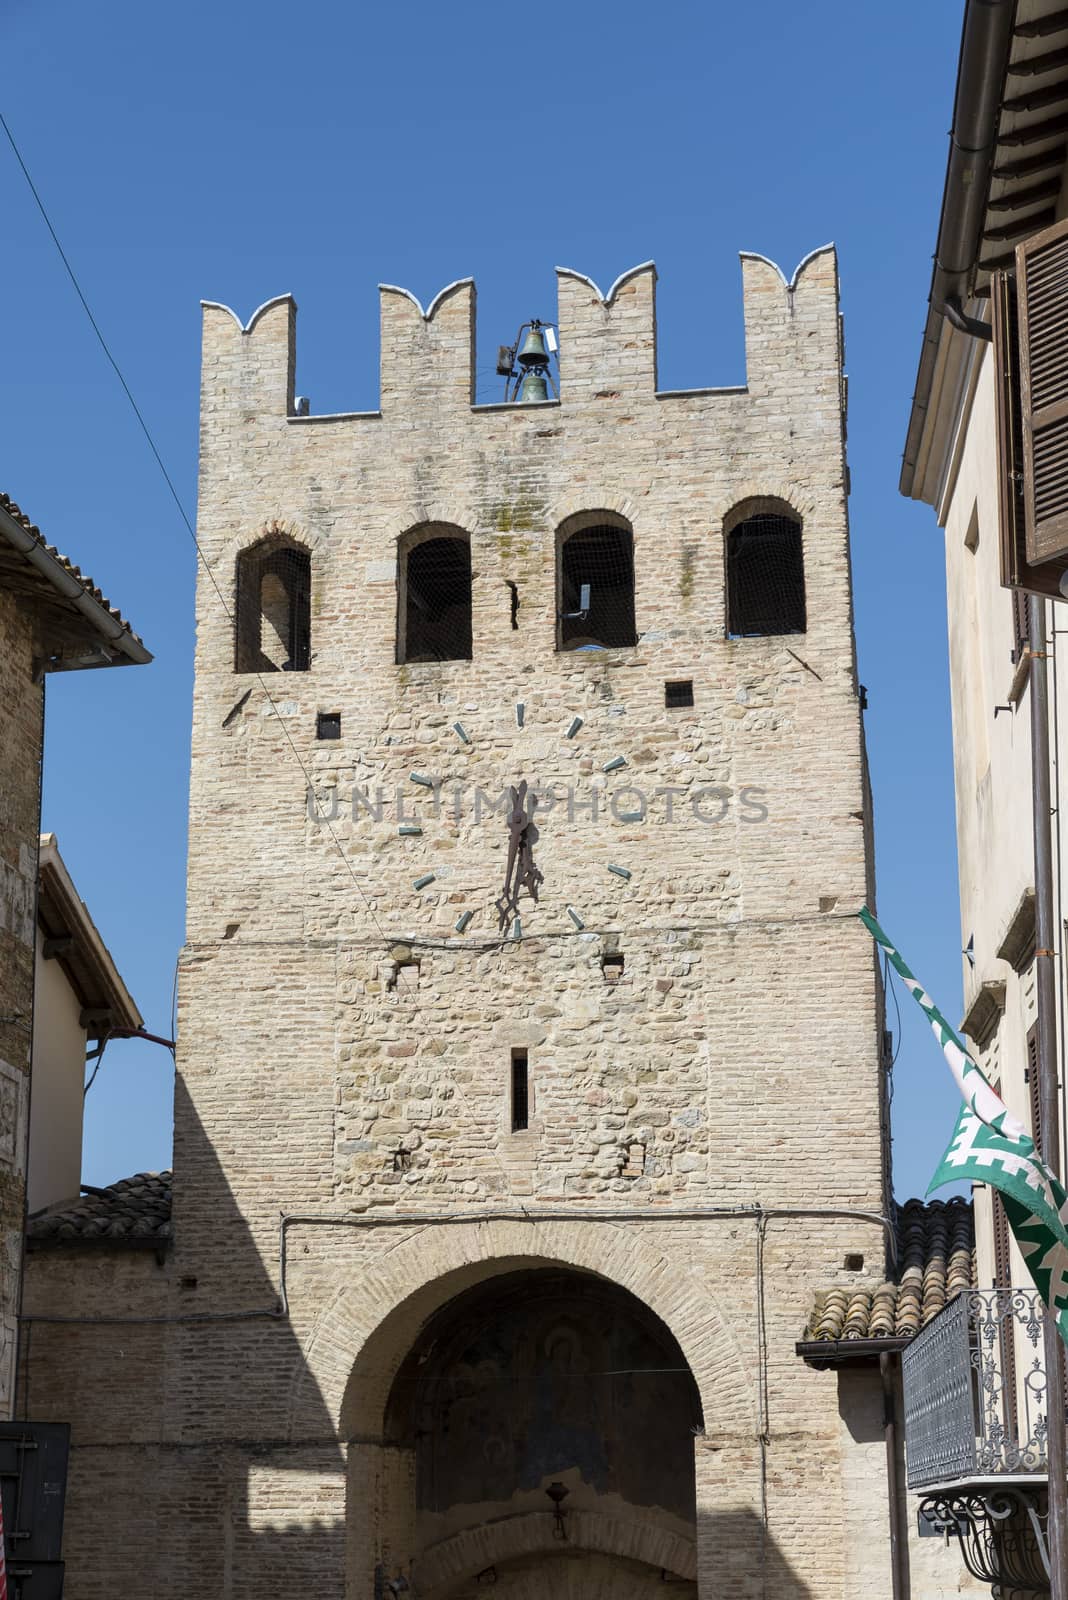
0;491;147;649
28;1171;172;1249
802;1196;975;1344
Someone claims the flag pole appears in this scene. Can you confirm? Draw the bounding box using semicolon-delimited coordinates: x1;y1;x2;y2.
1028;591;1068;1598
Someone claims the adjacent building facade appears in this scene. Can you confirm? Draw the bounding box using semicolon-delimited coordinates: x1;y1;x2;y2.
21;248;935;1598
900;1;1068;1588
29;833;143;1216
0;492;149;1422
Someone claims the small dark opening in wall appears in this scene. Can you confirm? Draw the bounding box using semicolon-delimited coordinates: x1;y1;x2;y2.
180;1276;198;1291
665;680;694;709
393;1148;412;1173
507;581;519;630
317;712;341;740
511;1048;529;1132
844;1253;864;1272
602;953;625;982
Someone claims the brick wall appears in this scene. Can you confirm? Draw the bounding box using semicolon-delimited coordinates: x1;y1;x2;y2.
0;588;42;1418
24;247;895;1599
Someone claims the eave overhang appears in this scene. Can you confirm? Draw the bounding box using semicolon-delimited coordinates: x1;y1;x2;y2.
903;0;1068;504
796;1337;908;1369
37;834;142;1036
0;493;151;671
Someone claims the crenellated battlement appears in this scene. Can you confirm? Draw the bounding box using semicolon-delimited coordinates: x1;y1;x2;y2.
198;247;842;424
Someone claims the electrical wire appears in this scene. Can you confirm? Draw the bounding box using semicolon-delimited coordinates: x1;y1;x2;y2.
0;106;528;1211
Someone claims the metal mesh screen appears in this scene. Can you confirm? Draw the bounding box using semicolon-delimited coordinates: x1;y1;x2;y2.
401;536;473;663
560;524;637;650
726;513;806;637
235;543;311;672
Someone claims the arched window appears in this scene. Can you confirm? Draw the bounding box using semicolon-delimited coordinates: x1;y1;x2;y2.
235;538;311;672
557;515;636;650
725;503;806;637
397;525;472;664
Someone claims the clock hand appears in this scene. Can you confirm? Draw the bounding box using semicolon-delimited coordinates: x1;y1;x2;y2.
496;785;524;931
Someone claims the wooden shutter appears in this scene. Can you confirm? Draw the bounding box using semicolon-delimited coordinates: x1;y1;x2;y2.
1018;218;1068;563
993;1194;1021;1444
1012;586;1030;665
991;1080;1020;1446
993;1190;1014;1287
1027;1021;1043;1154
993;267;1068;596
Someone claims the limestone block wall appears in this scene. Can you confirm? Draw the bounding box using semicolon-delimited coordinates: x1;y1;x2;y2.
21;248;895;1600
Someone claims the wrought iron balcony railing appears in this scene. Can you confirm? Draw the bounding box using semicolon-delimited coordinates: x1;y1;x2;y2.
902;1287;1049;1490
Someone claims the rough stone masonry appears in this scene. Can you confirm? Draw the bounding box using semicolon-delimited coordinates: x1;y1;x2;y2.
23;247;898;1600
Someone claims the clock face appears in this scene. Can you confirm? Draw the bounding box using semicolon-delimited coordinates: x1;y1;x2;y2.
345;696;641;941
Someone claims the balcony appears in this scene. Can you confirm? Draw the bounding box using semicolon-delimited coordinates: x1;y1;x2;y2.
902;1287;1054;1594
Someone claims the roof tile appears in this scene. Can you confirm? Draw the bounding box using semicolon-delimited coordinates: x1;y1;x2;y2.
802;1196;975;1344
0;491;146;648
28;1171;172;1249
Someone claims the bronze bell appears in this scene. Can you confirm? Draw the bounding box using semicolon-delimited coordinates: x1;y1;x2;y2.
517;370;549;404
517;326;550;369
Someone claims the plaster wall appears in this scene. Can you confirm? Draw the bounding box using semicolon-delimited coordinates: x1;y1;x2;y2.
27;928;86;1213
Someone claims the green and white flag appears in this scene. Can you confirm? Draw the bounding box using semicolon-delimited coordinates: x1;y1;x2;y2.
859;905;1068;1345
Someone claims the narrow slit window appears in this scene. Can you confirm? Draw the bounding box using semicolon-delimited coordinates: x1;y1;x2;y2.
511;1048;529;1132
725;509;806;637
317;712;341;741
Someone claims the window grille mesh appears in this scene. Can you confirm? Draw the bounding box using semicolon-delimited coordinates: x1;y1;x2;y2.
401;536;473;663
235;543;311;672
559;524;636;650
726;513;806;637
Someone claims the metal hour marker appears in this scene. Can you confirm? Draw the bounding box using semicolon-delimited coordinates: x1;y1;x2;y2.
603;756;627;773
516;702;525;728
566;906;585;929
566;716;583;739
455;910;474;933
409;771;435;788
413;874;436;890
398;825;422;837
453;722;471;744
607;863;632;881
512;916;522;941
616;811;643;824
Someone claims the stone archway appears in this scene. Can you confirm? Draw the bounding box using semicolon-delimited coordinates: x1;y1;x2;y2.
387;1268;701;1592
287;1218;752;1444
284;1219;756;1600
343;1260;710;1600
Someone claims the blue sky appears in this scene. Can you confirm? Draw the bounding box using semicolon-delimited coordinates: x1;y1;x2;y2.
4;0;966;1201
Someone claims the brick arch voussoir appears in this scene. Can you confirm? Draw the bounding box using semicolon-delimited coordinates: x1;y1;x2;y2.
415;1508;697;1599
286;1218;752;1442
395;504;483;542
717;487;815;536
548;494;637;531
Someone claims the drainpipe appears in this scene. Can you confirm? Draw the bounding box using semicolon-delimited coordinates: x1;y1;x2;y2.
880;1353;907;1600
1029;595;1068;1600
900;0;1016;495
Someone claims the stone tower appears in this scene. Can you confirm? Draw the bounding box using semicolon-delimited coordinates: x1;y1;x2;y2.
25;251;894;1600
